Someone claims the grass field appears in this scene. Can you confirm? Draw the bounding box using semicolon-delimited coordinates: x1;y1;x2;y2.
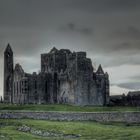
1;104;140;140
0;119;140;140
0;103;140;112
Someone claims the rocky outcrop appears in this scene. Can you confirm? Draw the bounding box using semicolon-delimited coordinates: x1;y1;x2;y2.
17;125;81;138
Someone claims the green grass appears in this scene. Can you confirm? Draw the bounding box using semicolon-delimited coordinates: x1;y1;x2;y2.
0;119;140;140
0;103;140;112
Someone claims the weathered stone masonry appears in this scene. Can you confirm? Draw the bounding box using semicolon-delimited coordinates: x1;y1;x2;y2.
0;112;140;123
4;44;109;105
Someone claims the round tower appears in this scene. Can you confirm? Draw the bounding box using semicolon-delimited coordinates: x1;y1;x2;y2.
4;43;14;103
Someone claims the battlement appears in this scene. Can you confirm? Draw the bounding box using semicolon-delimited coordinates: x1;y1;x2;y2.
76;52;86;58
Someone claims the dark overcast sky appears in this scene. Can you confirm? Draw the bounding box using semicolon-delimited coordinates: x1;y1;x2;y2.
0;0;140;96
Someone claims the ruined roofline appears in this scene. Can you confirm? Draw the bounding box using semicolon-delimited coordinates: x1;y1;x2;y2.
96;64;104;75
41;47;87;56
128;91;140;96
5;45;108;76
14;63;24;73
14;63;38;76
41;47;71;55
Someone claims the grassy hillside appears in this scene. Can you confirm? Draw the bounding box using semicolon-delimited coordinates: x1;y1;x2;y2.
0;103;140;112
0;119;140;140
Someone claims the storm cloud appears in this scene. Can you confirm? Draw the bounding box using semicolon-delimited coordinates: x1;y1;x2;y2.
59;23;93;35
0;0;140;96
118;82;140;90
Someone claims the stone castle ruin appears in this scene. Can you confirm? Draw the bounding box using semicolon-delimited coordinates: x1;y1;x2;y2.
4;44;109;105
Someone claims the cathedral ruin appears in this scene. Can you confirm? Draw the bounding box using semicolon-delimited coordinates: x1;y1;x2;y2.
4;44;109;105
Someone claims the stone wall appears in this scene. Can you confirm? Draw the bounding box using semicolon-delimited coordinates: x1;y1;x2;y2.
0;112;140;123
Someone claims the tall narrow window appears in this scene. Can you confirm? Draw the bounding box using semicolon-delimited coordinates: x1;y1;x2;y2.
20;81;21;93
35;80;37;89
14;82;15;95
17;82;18;94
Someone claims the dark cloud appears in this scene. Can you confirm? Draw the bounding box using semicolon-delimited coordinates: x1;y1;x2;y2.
1;0;140;28
112;26;140;40
59;23;93;35
65;0;140;13
118;82;140;90
94;55;140;68
91;26;140;60
110;42;140;56
0;28;49;58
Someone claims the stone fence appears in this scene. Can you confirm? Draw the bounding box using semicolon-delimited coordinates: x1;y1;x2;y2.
0;112;140;123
